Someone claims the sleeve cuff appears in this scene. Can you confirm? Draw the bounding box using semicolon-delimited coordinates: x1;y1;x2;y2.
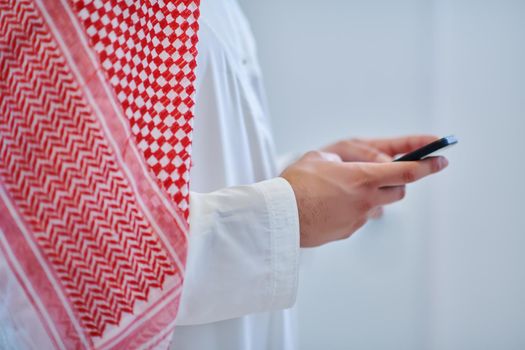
254;177;300;311
177;177;300;325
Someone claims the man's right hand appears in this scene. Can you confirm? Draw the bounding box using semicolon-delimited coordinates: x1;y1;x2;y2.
280;150;448;247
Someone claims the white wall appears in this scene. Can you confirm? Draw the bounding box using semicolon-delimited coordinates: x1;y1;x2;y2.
240;0;525;349
430;1;525;349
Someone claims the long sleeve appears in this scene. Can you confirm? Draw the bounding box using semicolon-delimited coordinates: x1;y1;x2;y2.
175;177;300;326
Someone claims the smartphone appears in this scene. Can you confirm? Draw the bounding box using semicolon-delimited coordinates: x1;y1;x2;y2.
394;135;458;162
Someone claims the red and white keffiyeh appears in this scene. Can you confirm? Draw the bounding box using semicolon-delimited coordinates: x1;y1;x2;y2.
0;0;199;348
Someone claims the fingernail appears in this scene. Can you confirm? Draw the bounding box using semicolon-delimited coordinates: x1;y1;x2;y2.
440;157;449;169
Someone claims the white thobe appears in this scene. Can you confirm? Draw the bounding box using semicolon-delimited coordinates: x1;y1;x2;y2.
0;0;300;349
170;0;301;349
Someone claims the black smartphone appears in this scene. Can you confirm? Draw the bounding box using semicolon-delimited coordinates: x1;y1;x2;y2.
394;135;458;162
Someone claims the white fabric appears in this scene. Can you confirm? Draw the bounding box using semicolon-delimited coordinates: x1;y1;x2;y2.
0;246;56;350
177;179;300;325
171;0;301;349
0;0;301;349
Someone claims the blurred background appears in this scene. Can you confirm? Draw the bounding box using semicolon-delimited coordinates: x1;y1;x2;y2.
240;0;525;349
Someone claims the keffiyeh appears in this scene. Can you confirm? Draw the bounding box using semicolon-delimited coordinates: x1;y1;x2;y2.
0;0;199;348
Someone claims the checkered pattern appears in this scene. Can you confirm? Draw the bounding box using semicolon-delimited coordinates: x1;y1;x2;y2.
75;0;200;219
2;0;198;346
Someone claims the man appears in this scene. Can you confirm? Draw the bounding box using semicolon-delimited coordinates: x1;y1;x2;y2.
0;0;446;349
170;1;447;349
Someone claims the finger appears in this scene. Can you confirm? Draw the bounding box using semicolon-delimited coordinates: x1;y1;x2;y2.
322;140;391;162
302;150;343;162
375;186;406;206
360;135;439;157
374;156;448;186
318;151;343;162
344;141;392;162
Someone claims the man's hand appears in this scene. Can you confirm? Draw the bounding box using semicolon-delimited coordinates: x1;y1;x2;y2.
319;135;440;219
280;135;448;247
